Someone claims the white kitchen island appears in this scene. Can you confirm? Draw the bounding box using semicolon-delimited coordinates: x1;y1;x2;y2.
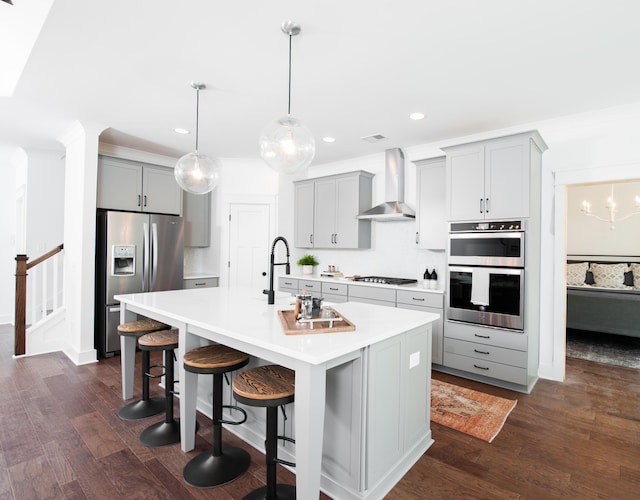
115;287;436;499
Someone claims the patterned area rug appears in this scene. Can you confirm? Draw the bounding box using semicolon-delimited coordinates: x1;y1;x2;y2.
431;380;517;443
566;329;640;369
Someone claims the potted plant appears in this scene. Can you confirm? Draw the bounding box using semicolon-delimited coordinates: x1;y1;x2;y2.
297;254;319;275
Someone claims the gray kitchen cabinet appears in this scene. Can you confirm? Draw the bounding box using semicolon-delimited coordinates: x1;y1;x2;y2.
414;156;447;249
396;289;444;364
183;191;211;247
294;181;315;248
298;279;322;298
443;320;530;388
348;284;396;307
366;325;430;485
183;276;218;289
321;281;348;304
444;131;546;221
294;171;374;249
278;276;299;295
97;156;182;215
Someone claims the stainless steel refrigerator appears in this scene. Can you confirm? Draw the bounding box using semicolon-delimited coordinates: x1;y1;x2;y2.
95;210;184;356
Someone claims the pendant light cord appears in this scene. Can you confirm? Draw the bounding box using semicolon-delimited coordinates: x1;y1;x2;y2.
195;87;200;153
287;33;292;116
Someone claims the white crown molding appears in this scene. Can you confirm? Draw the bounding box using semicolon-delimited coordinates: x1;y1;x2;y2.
99;143;178;168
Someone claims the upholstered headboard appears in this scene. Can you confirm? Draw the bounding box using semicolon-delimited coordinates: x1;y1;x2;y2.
566;255;640;289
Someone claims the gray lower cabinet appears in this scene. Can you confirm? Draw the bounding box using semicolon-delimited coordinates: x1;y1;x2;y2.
183;277;218;289
321;282;348;304
278;277;299;295
443;321;528;386
396;289;444;365
298;279;322;298
348;284;396;307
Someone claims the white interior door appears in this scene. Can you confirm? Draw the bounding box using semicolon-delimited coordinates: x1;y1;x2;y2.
228;203;271;289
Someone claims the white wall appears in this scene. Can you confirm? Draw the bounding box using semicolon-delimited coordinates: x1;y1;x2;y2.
0;147;19;324
185;157;279;285
567;180;640;255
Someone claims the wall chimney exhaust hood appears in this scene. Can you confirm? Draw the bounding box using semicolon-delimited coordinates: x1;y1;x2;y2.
357;148;416;221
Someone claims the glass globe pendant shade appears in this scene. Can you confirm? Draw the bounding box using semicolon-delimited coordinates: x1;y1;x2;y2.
174;151;220;194
260;115;315;174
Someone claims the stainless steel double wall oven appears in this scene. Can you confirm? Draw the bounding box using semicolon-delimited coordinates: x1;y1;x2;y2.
447;220;525;331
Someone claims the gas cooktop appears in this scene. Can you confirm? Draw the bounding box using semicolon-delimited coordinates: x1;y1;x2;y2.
352;276;417;285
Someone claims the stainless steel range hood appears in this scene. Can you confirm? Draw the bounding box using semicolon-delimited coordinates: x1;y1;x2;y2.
357;148;416;221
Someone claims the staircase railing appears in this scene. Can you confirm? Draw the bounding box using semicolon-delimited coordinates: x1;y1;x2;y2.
14;243;64;356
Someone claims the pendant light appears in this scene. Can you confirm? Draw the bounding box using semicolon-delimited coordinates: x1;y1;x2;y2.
174;82;220;194
259;21;315;174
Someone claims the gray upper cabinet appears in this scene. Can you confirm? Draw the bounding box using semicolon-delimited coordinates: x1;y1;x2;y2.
414;156;447;250
444;131;545;221
294;181;315;248
183;191;211;247
97;156;182;215
294;171;374;249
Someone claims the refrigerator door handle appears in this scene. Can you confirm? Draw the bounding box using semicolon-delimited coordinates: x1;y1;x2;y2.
143;222;150;289
151;222;158;290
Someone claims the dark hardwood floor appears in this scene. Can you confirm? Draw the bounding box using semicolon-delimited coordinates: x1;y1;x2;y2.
1;324;639;499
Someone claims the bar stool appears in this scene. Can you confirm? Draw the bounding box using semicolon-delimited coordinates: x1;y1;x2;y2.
182;344;251;488
117;318;168;420
138;329;181;447
233;365;296;500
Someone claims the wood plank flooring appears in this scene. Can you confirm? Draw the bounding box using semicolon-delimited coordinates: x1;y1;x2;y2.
1;324;639;499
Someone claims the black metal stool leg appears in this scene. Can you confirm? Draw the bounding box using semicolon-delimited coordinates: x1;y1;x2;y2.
118;344;165;420
139;348;181;447
183;373;250;488
244;406;296;500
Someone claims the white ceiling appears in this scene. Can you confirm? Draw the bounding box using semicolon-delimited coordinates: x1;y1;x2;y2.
2;0;640;165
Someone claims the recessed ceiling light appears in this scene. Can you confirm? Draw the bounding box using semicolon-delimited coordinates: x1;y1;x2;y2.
322;136;336;143
409;112;425;121
174;127;190;134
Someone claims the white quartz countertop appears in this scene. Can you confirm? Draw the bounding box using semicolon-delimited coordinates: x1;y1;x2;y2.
115;286;439;365
285;274;445;294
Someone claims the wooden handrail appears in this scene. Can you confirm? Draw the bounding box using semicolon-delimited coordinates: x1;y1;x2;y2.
26;243;64;270
14;243;64;356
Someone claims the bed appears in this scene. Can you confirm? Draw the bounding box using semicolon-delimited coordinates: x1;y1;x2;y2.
566;255;640;338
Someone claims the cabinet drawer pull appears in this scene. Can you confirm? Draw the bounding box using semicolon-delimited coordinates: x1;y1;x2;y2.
138;194;141;207
474;333;490;339
485;198;490;213
194;282;207;287
284;281;293;286
415;232;419;245
412;297;425;302
473;364;490;371
480;198;484;213
310;234;313;245
474;349;490;355
329;287;338;291
144;195;148;207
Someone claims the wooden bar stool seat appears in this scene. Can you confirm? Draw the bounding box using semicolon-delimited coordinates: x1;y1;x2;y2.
233;365;296;500
182;345;251;488
138;329;182;447
117;318;169;420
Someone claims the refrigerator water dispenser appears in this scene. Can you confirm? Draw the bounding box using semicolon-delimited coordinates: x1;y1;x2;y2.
112;245;136;276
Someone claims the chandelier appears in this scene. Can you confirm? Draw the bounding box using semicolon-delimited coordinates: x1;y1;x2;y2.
580;184;640;230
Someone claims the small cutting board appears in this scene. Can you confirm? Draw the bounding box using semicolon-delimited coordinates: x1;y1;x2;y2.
278;309;356;335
